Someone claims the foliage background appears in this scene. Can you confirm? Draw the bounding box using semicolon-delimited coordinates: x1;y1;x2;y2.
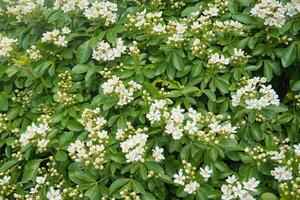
0;0;300;199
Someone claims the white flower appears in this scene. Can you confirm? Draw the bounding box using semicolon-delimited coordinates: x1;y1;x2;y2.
199;166;213;181
19;123;50;147
54;0;89;13
203;6;219;16
83;1;118;26
242;178;259;191
92;38;126;62
232;77;280;110
294;144;300;156
271;166;293;182
26;45;42;60
184;121;198;135
120;133;148;163
170;106;184;123
101;75;141;106
5;0;45;23
184;181;200;194
41;28;70;47
226;175;237;184
37;139;48;148
61;27;71;34
208;53;230;67
152;23;166;33
0;176;10;185
152;146;165;162
36;176;46;184
47;187;62;200
250;0;286;28
0;35;17;57
173;169;186;185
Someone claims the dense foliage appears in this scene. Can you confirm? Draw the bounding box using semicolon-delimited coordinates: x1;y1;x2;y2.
0;0;300;199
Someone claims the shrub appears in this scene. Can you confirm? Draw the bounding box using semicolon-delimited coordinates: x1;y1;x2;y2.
0;0;300;199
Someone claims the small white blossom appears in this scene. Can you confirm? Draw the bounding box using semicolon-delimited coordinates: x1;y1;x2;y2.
92;38;126;62
199;166;213;181
152;146;165;162
173;169;186;185
271;166;293;182
184;181;200;194
47;187;62;200
83;1;118;26
0;35;17;57
294;144;300;156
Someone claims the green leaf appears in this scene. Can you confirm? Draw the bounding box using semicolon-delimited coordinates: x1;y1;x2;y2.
250;124;263;141
110;153;126;164
145;161;164;175
203;89;216;102
109;178;129;194
76;41;91;64
0;93;8;111
172;52;184;71
106;29;117;44
0;160;19;173
291;80;300;91
73;64;90;74
277;112;294;124
66;120;83;131
235;13;258;25
85;184;100;200
132;180;146;194
22;159;42;183
144;192;157;200
281;43;297;67
69;171;97;185
55;150;68;161
261;193;279;200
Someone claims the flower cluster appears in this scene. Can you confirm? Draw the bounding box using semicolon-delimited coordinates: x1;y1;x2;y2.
4;0;45;23
146;99;168;124
12;89;32;108
79;107;107;139
244;137;300;199
53;0;89;13
117;123;148;163
120;189;141;200
173;161;212;194
221;175;260;200
0;113;9;133
250;0;286;28
68;108;109;169
152;146;165;162
190;15;212;34
55;71;76;107
0;34;17;57
286;1;300;17
68;139;107;170
231;77;280;110
84;1;118;26
230;48;250;66
191;38;207;58
26;45;42;61
19;122;50;151
126;9;163;32
92;38;126;62
207;53;230;69
41;27;71;47
102;75;141;106
213;20;244;35
0;175;13;197
166;21;188;47
147;101;237;142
